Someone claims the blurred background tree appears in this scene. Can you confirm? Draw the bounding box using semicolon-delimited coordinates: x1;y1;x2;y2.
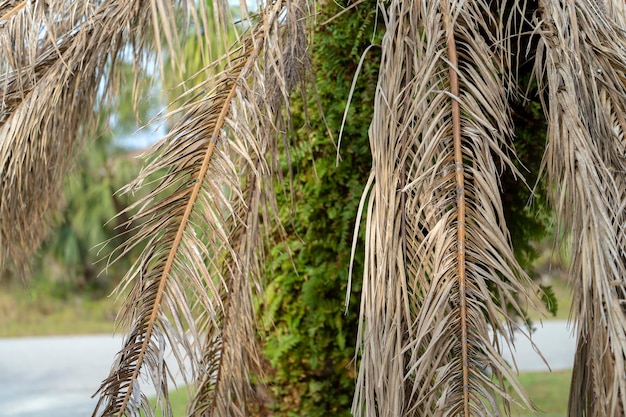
0;62;156;297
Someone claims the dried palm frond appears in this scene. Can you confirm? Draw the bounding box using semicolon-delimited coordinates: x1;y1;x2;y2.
602;0;626;26
534;1;626;416
0;0;182;270
93;1;311;416
353;1;539;416
187;8;310;416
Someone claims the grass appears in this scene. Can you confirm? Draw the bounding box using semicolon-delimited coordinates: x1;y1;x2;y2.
1;276;572;337
0;284;121;337
507;370;572;417
147;370;571;416
145;386;189;417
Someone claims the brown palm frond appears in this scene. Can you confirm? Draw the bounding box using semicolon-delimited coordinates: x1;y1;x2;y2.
93;1;311;416
534;1;626;416
0;0;183;270
602;0;626;26
0;1;23;19
188;2;311;416
353;1;539;416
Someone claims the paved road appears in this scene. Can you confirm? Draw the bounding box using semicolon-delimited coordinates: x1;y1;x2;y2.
0;335;188;417
0;321;575;417
501;320;576;372
0;335;119;417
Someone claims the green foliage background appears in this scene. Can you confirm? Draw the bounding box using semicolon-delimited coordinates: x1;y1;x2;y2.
21;133;140;297
258;3;381;415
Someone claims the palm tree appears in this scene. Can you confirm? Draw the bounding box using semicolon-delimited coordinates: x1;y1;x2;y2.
1;1;625;416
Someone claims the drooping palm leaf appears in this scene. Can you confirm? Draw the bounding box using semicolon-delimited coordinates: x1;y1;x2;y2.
534;1;626;415
604;0;626;27
0;0;185;270
353;2;539;416
93;1;311;416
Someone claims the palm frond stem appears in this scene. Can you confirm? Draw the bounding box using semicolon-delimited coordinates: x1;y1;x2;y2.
442;8;470;415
